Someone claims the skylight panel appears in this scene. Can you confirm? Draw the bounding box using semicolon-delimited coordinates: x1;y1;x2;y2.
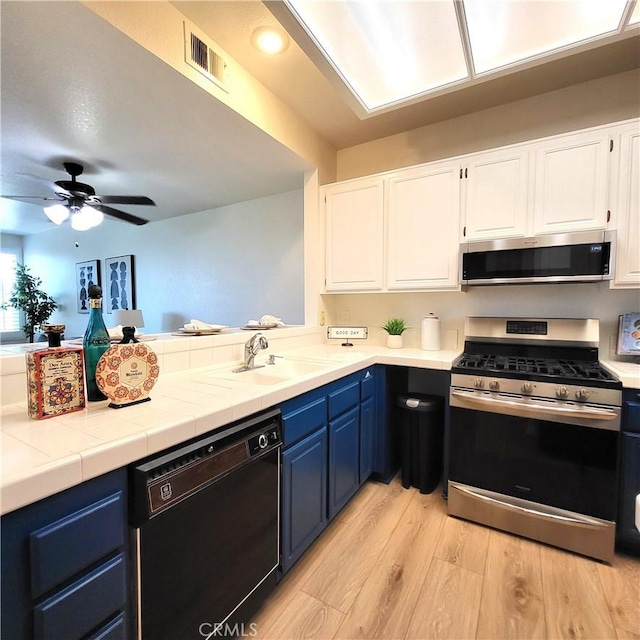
285;1;468;112
464;0;629;74
629;1;640;26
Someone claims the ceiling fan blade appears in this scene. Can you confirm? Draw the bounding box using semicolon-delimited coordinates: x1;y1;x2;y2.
94;195;156;206
93;204;149;226
2;195;64;203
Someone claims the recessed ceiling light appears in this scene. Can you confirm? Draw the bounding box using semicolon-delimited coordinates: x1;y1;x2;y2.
251;26;289;54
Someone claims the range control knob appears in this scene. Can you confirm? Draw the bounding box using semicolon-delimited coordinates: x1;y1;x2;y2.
556;386;569;400
521;382;533;395
474;378;485;389
258;433;269;449
575;388;590;402
489;379;500;391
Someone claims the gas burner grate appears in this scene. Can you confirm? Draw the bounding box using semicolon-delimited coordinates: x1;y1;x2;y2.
454;354;617;383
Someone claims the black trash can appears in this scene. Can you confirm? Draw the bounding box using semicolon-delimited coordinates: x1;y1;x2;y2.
396;394;444;494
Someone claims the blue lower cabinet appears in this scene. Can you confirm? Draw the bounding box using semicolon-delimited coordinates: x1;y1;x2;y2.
618;431;640;553
33;553;126;640
88;612;127;640
281;428;328;573
360;396;375;482
1;469;130;640
329;406;361;519
280;367;382;576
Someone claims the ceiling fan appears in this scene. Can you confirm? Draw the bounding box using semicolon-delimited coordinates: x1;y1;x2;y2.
2;162;155;229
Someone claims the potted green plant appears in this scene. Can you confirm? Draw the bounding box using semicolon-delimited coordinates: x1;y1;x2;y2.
2;264;58;343
381;317;407;349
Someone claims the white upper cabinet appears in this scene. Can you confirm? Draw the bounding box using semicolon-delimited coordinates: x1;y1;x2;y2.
322;118;636;294
532;130;611;235
387;162;461;290
611;123;640;288
324;177;384;291
462;147;530;241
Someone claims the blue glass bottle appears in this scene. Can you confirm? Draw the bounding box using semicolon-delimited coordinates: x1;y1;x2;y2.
83;284;110;401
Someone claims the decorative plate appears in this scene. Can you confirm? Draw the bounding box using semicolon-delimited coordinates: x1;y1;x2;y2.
176;326;227;335
241;323;279;330
95;342;160;406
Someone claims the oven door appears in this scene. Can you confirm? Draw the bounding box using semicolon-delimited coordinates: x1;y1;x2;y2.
449;391;620;521
448;389;620;561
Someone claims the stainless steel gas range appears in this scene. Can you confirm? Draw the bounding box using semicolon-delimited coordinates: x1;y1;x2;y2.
448;317;622;563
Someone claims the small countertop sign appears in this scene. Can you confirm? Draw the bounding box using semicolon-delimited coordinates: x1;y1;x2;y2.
327;326;368;347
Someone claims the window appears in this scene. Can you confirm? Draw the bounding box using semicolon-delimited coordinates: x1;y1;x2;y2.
1;247;22;340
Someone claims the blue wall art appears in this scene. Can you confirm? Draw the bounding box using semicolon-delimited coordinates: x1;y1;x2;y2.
105;255;135;314
76;260;100;314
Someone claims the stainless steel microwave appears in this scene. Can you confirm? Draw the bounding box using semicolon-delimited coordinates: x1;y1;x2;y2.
461;230;615;286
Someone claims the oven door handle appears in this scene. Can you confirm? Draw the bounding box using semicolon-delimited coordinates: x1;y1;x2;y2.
450;389;618;422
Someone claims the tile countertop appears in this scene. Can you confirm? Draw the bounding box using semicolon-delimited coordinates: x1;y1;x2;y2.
0;343;461;516
601;360;640;390
1;342;635;517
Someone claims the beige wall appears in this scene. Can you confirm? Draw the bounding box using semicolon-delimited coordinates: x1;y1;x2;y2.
84;1;338;184
337;69;640;180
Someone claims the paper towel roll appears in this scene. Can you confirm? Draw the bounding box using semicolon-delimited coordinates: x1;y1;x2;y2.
421;314;441;351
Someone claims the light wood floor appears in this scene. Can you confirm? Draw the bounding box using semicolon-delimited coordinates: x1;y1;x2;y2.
250;476;640;640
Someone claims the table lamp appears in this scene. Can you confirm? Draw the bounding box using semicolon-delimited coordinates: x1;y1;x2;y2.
114;309;145;343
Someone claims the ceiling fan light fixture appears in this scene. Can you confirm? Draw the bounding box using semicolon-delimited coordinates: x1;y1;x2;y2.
81;204;104;228
69;205;102;231
43;203;70;225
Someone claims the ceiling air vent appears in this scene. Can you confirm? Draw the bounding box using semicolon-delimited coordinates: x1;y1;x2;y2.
183;21;228;92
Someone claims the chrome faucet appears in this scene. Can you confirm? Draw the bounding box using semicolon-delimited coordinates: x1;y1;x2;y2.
241;332;269;371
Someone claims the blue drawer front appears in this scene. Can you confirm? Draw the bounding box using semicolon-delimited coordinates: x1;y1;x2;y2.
624;401;640;434
360;370;375;401
88;612;126;640
33;553;126;640
282;397;327;447
30;492;124;598
328;382;359;420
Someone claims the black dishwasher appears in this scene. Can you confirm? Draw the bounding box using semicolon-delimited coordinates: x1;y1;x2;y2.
130;408;282;640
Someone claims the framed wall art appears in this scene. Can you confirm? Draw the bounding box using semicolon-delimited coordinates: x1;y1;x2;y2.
76;260;101;314
104;255;135;313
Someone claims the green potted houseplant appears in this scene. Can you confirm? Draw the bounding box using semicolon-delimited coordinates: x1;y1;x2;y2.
381;317;407;349
2;264;58;343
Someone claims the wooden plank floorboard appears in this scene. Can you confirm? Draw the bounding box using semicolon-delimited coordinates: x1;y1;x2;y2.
596;551;640;636
541;546;617;639
405;557;483;640
300;476;413;614
255;591;344;640
250;476;640;640
476;529;546;639
334;490;447;639
434;512;490;575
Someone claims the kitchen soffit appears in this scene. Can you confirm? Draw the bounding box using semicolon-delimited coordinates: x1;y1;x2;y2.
277;0;640;118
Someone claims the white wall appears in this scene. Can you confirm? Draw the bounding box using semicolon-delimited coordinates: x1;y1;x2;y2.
323;284;640;357
21;189;304;338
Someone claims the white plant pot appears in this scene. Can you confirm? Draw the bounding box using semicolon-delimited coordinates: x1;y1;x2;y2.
387;334;403;349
